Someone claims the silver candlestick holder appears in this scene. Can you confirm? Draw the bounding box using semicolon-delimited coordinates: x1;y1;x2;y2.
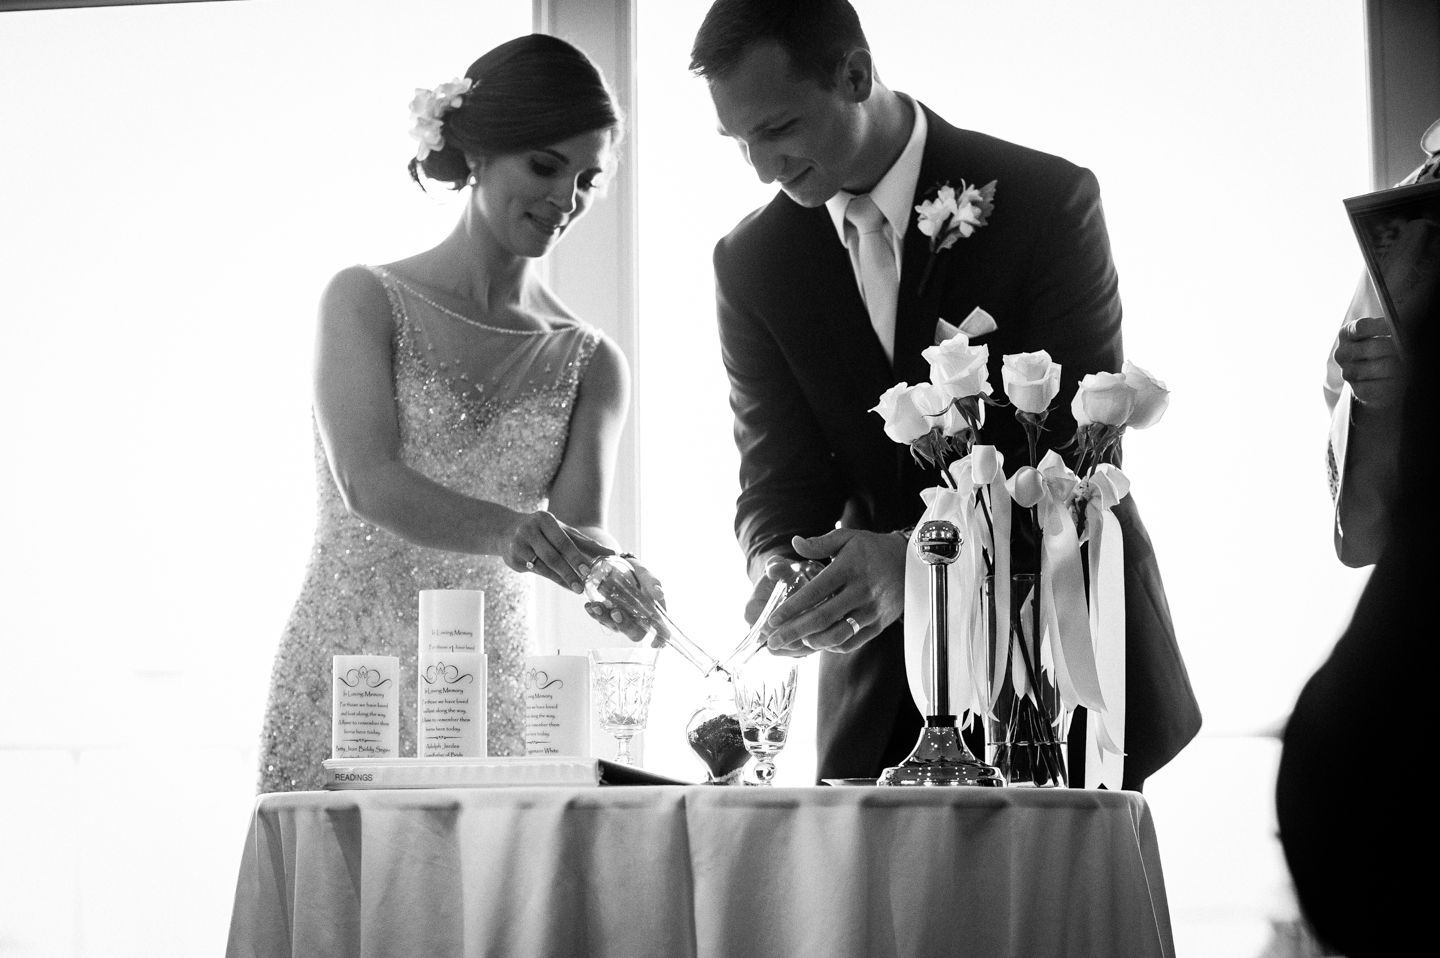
878;520;1005;787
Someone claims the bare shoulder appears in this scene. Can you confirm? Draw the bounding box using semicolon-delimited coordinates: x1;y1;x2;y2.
319;265;392;338
587;331;629;376
578;331;630;410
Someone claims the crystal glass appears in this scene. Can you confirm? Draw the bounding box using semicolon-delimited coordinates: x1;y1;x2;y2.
588;647;658;766
731;654;800;785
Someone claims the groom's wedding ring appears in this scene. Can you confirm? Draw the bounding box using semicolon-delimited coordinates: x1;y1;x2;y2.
844;615;861;637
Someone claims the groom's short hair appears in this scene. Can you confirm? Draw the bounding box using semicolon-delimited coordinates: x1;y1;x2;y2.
689;0;869;88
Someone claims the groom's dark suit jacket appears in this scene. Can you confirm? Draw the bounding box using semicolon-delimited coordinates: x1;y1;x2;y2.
713;103;1202;789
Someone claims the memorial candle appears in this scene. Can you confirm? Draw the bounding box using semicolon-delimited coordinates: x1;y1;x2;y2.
524;654;590;757
332;655;400;758
418;590;487;757
419;589;483;654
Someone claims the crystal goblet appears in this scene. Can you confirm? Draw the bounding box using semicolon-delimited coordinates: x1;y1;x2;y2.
588;647;658;766
732;654;800;785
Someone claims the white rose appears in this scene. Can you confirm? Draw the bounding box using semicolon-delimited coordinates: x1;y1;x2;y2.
1070;372;1135;426
922;334;992;401
1001;351;1062;414
912;386;973;436
871;382;933;444
1121;360;1169;429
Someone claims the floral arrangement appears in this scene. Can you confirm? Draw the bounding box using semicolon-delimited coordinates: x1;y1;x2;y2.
872;329;1169;789
915;179;997;295
407;77;473;161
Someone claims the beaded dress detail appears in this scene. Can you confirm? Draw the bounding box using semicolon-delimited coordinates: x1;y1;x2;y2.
259;265;600;792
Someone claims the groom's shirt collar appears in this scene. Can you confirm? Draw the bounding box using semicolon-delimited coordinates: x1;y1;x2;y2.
824;93;928;259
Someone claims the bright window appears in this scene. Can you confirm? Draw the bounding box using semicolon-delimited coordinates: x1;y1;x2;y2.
0;2;528;953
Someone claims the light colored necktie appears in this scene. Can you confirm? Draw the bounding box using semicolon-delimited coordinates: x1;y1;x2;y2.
844;193;899;363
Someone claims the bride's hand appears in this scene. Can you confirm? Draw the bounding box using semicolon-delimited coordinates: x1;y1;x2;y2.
584;555;666;645
502;510;606;593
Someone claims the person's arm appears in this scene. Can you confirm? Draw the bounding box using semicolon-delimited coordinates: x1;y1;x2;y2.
313;266;603;593
1017;165;1124;444
544;332;630;554
715;237;849;621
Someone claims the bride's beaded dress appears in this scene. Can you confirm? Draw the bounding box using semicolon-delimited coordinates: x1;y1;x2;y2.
259;265;600;792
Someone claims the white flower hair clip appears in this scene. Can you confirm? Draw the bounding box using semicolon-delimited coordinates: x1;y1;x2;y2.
407;77;474;161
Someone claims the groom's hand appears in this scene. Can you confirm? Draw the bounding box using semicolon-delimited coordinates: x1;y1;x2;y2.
763;529;907;655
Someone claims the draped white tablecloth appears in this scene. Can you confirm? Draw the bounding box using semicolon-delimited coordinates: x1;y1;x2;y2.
226;785;1173;958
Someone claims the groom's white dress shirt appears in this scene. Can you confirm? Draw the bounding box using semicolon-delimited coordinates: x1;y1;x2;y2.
824;95;928;363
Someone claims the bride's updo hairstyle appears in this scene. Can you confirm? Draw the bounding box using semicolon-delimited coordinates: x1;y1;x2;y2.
409;34;622;190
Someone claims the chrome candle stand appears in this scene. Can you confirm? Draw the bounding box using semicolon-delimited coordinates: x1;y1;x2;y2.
878;520;1005;787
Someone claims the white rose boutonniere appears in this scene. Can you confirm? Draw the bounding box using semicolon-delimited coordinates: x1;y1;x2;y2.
915;179;998;296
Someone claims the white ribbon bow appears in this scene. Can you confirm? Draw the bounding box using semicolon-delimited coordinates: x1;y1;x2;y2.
1007;452;1108;721
1077;462;1130;789
902;446;1011;719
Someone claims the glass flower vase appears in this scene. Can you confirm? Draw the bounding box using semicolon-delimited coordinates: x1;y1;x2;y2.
984;573;1068;787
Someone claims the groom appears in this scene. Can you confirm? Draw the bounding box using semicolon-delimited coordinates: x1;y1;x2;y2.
692;0;1201;789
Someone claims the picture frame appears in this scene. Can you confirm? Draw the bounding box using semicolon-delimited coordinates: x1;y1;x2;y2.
1343;176;1440;359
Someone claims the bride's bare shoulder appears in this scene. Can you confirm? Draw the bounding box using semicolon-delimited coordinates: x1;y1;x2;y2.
318;265;392;333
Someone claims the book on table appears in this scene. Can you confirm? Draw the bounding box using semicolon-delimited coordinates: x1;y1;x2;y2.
321;756;690;789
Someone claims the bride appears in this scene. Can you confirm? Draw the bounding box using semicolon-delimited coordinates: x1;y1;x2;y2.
259;34;630;792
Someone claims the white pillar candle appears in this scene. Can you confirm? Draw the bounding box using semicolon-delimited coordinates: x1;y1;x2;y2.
524;655;590;758
419;589;484;653
331;655;400;759
418;652;488;757
417;590;487;757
